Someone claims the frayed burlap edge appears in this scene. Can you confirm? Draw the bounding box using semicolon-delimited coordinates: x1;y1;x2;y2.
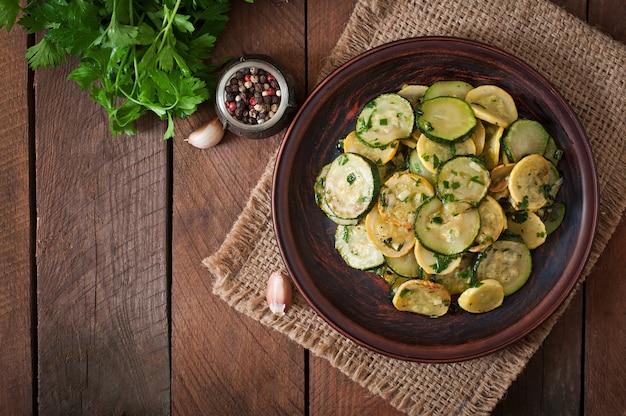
204;0;626;414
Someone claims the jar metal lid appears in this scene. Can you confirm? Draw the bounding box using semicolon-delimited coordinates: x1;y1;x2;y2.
215;55;297;139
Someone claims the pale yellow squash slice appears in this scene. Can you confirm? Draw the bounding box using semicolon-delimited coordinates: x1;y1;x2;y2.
470;195;507;252
400;138;417;149
470;119;486;155
392;279;451;317
508;154;551;211
343;130;398;166
378;171;435;228
481;123;505;169
365;206;415;258
414;240;462;275
396;84;428;108
489;163;515;193
458;279;505;313
507;210;548;249
465;85;518;128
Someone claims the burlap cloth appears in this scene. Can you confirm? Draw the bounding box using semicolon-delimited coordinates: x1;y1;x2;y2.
204;0;626;414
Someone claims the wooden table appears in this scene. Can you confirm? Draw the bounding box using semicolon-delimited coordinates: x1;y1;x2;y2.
1;1;624;414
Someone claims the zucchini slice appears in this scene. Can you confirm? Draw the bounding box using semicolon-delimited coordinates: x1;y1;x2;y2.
474;239;532;296
545;160;564;206
385;250;421;278
314;163;359;225
508;154;551;211
414;197;481;255
356;93;415;148
422;80;474;101
391;279;451;317
343;130;399;166
543;135;563;166
324;153;380;220
465;85;518;128
378;171;434;228
365;206;416;258
537;202;566;235
501;119;550;162
436;156;491;205
408;148;436;184
335;223;385;270
506;210;547;249
416;96;478;144
458;279;505;313
416;133;476;174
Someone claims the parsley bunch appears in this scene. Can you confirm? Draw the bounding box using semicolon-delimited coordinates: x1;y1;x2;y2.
0;0;249;139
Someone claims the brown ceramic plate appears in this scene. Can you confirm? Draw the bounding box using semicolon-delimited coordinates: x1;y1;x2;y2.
272;37;597;363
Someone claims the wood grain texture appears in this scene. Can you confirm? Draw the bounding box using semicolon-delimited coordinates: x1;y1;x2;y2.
589;0;626;41
585;216;626;414
0;25;33;416
171;1;307;415
0;0;624;414
34;56;170;413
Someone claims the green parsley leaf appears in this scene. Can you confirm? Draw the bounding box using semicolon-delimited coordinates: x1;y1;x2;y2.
2;0;246;139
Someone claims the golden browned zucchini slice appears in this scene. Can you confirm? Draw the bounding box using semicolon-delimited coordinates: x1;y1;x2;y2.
365;206;415;258
392;279;451;317
378;171;434;228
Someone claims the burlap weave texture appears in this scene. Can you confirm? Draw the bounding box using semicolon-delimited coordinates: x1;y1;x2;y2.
204;0;626;414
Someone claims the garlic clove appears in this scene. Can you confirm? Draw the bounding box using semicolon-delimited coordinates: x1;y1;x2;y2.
266;271;293;315
185;116;225;148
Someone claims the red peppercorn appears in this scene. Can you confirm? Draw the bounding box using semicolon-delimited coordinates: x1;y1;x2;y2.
249;97;256;105
227;101;236;113
266;74;275;82
267;88;276;96
244;74;252;82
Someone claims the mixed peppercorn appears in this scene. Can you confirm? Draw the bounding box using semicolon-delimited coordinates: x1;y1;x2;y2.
224;67;282;125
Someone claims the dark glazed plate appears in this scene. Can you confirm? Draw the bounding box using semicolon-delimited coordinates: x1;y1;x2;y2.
271;37;597;362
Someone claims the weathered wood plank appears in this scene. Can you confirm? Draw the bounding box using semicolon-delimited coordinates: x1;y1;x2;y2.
171;0;307;414
585;216;626;414
0;25;33;416
589;0;626;41
35;58;170;413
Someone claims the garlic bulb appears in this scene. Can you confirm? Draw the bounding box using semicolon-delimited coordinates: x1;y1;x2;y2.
266;271;293;315
185;116;225;148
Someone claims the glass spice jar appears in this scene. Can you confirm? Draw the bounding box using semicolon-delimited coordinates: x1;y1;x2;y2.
215;55;297;139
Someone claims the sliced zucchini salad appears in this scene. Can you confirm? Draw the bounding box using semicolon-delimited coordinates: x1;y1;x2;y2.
314;80;566;318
